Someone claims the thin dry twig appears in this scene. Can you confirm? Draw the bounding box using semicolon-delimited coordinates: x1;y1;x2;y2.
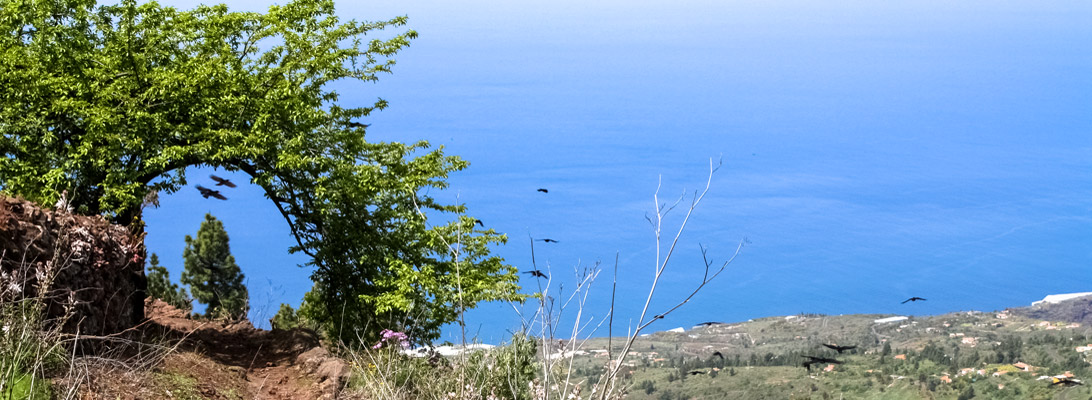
595;157;744;398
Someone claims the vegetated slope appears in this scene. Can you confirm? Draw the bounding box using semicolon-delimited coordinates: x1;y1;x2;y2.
60;297;1092;399
564;310;1092;399
1008;295;1092;326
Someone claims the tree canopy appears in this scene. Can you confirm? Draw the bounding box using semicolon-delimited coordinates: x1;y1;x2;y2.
0;0;523;343
182;214;248;319
146;253;192;312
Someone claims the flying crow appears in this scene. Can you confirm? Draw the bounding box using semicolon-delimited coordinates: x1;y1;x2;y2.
802;356;842;371
688;370;705;375
803;361;816;371
902;297;926;304
712;351;724;360
348;122;370;128
537;188;548;193
196;185;227;200
822;344;857;354
522;270;548;279
803;356;842;365
474;219;484;227
538;238;559;243
696;321;724;327
209;175;237;188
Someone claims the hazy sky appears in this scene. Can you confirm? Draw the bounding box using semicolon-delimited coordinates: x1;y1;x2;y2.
145;0;1092;344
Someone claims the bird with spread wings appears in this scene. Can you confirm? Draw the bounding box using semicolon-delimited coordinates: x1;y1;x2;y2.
822;344;857;354
195;185;227;200
522;270;548;279
209;174;237;188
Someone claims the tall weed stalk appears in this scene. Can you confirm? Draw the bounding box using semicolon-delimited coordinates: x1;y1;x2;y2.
0;249;70;400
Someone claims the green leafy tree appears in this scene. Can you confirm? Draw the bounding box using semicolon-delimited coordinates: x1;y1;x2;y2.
145;253;192;312
270;303;304;331
0;0;523;344
181;214;248;319
957;385;975;400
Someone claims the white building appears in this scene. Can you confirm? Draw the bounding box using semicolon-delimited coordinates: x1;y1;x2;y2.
874;316;909;324
403;343;495;357
1032;292;1092;306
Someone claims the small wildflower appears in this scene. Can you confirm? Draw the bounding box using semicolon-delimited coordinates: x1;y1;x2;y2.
5;279;20;295
34;268;47;285
372;329;410;349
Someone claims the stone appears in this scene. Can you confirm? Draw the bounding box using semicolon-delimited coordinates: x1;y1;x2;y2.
0;195;145;336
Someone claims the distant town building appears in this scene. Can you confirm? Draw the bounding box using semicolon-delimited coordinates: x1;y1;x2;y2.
874;316;909;324
403;343;495;357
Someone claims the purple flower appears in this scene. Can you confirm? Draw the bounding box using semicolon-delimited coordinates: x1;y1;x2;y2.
373;329;410;349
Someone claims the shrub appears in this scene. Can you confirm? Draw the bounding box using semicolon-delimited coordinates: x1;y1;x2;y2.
344;333;537;400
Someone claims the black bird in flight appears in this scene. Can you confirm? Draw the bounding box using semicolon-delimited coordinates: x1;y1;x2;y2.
822;344;857;354
902;297;927;304
803;356;842;364
537;188;548;193
195;185;227;200
474;219;484;227
802;355;842;371
209;175;237;188
696;321;724;327
687;370;705;375
538;238;559;243
522;270;548;279
347;122;370;128
712;351;724;360
1051;377;1082;387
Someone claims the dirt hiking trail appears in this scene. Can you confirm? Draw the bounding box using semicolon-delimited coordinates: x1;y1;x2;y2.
70;299;350;399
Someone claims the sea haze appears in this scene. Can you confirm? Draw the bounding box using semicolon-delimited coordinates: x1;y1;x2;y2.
146;0;1092;344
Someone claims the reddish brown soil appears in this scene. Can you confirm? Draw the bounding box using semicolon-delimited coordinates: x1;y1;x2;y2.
64;299;350;399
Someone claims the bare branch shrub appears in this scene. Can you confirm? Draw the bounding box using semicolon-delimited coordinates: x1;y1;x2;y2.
591;158;745;398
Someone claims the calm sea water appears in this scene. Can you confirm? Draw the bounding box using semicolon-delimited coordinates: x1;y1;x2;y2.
147;0;1092;344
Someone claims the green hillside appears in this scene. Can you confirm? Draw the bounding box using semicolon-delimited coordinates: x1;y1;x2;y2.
558;309;1092;399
